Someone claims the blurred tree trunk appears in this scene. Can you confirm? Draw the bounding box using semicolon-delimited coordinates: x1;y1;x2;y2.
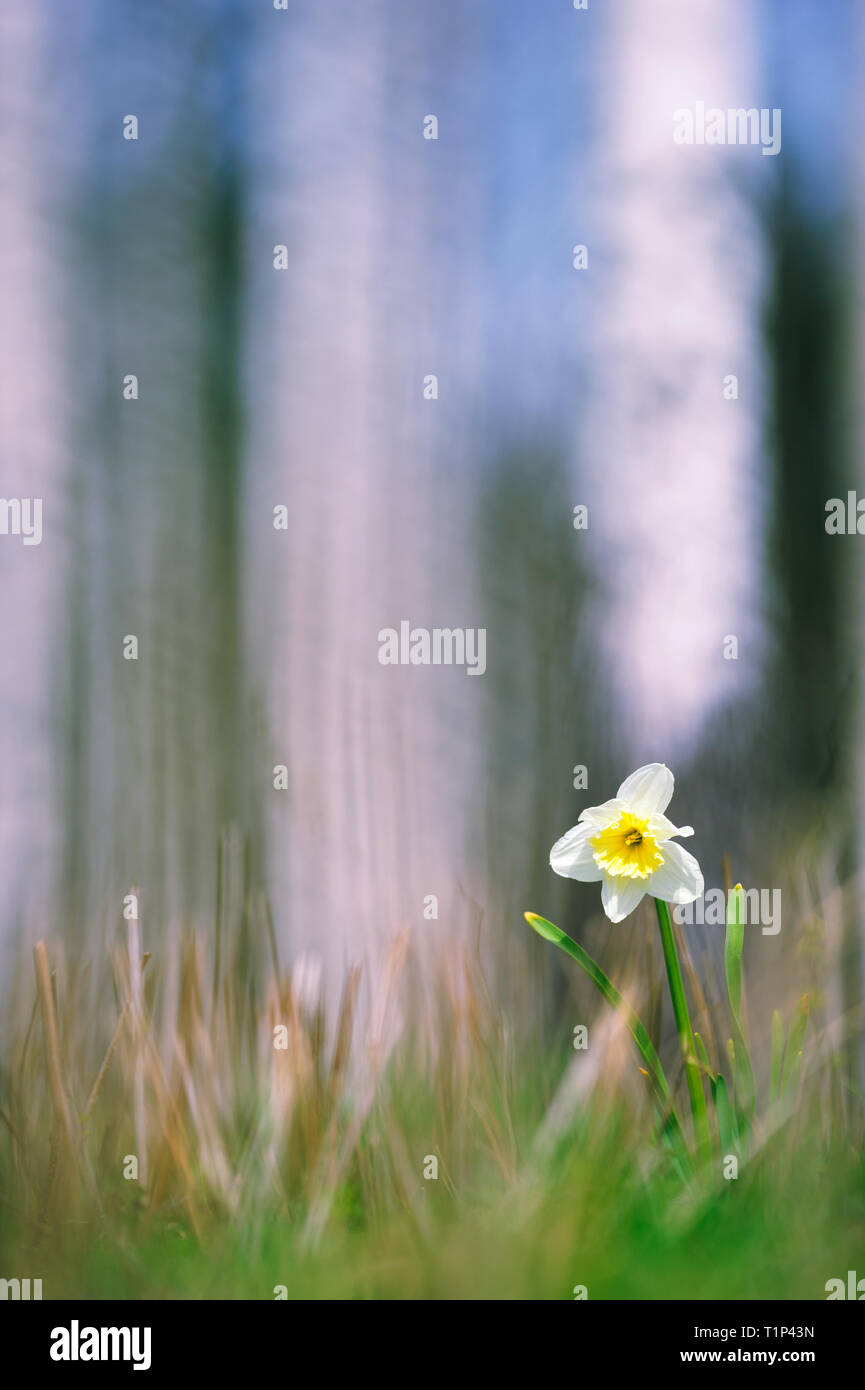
0;6;69;946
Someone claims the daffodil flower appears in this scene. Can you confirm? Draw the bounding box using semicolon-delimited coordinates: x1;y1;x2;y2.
550;763;703;922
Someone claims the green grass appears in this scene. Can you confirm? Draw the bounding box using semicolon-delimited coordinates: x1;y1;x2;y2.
1;881;863;1300
6;1123;863;1300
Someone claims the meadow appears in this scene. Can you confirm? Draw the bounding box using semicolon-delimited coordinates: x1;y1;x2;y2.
1;864;862;1301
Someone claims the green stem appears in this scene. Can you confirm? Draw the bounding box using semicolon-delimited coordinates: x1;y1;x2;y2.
654;898;711;1165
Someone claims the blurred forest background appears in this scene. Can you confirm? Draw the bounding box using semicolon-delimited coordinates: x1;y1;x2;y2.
0;0;863;1085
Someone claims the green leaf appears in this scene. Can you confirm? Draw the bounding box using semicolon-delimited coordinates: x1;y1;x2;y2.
725;885;755;1122
524;912;689;1164
654;898;711;1167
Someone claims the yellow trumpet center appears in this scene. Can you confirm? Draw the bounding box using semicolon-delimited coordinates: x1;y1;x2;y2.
590;813;664;880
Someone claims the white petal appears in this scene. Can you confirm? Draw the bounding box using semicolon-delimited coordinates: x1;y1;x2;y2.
647;812;694;842
550;824;604;881
601;876;646;922
577;797;626;829
616;763;674;815
646;841;704;904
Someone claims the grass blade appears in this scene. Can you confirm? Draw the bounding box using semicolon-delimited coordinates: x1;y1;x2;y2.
725;885;755;1123
769;1008;784;1106
712;1072;739;1157
694;1030;714;1080
654;899;711;1166
781;995;809;1097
